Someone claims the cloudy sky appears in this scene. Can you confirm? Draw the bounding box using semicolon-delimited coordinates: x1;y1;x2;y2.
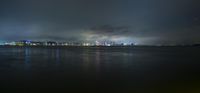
0;0;200;45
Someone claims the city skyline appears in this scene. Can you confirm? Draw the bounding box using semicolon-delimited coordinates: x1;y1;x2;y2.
0;39;136;46
0;39;199;47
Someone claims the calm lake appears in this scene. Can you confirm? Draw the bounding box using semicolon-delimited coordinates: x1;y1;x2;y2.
0;46;200;93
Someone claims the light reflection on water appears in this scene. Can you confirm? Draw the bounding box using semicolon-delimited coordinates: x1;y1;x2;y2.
25;48;31;69
0;47;199;93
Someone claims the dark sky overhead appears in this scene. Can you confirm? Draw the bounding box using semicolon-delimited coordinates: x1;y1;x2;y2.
0;0;200;45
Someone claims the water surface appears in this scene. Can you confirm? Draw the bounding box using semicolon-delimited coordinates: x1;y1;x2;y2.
0;47;200;93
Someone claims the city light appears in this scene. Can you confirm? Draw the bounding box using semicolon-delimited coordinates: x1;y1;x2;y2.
0;40;136;47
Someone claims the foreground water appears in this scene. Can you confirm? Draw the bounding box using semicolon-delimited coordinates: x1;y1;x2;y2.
0;46;200;93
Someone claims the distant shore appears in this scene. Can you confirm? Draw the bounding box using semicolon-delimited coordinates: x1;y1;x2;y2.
0;45;199;48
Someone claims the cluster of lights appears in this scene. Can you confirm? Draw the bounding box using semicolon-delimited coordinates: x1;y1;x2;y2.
0;40;136;47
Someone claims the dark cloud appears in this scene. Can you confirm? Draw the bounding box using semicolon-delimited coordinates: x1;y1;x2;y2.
89;25;130;36
0;0;200;45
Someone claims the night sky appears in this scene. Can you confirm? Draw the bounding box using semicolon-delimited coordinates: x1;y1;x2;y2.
0;0;200;45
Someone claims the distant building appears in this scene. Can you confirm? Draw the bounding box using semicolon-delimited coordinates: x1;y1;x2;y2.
95;41;100;46
20;40;32;46
47;41;57;46
30;41;45;46
4;42;16;46
15;41;24;46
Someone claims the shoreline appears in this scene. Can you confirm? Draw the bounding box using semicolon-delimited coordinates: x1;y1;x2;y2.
0;45;199;48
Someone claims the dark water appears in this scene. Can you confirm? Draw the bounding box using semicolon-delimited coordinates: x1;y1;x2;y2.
0;47;200;93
